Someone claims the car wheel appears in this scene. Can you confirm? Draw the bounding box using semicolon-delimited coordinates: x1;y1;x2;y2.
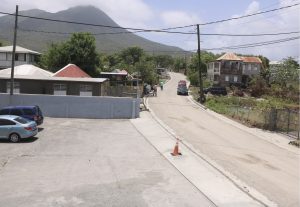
9;133;20;143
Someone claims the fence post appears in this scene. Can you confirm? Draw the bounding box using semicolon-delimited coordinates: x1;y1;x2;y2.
287;109;290;135
269;108;277;131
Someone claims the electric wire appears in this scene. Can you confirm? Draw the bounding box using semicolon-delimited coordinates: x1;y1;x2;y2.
18;27;300;37
0;3;299;32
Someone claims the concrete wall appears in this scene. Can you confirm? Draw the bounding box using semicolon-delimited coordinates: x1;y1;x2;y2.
0;94;140;119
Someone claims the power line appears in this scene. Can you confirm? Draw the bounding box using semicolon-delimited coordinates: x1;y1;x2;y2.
18;28;196;35
202;36;300;51
18;27;300;37
0;3;299;33
0;11;195;33
198;2;299;26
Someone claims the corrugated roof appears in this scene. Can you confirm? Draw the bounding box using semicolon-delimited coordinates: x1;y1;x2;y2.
53;64;91;78
217;53;242;61
0;46;41;55
101;69;128;76
240;56;262;63
0;74;107;83
0;64;53;77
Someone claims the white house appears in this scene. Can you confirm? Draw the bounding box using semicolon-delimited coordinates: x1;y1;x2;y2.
0;45;41;69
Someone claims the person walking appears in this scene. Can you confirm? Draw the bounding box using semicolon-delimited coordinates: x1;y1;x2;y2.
153;84;157;96
160;81;164;91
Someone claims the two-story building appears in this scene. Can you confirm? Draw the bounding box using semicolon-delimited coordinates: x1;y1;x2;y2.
207;53;262;87
0;45;41;69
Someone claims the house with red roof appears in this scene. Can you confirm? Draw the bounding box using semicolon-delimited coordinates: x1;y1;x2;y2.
0;63;109;96
53;64;91;78
207;52;262;87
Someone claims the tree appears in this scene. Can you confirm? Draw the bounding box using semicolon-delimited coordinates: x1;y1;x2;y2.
134;58;157;84
153;55;174;68
39;43;70;72
272;57;299;87
120;46;144;65
173;57;186;72
40;32;100;76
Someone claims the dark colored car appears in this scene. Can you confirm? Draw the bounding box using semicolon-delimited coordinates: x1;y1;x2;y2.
177;85;189;95
0;105;44;125
203;86;227;95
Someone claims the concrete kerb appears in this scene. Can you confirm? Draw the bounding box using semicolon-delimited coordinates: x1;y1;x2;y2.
187;95;299;155
144;96;277;207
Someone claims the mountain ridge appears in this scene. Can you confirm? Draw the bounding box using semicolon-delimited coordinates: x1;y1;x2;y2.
0;6;184;54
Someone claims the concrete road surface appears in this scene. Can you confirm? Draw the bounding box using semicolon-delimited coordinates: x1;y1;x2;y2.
0;118;216;207
148;72;300;207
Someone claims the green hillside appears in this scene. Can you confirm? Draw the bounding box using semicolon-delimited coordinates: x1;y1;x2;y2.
0;6;184;54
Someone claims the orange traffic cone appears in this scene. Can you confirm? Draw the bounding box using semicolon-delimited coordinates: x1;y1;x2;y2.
171;139;182;156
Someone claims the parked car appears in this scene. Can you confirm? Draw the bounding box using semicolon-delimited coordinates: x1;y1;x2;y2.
0;105;44;125
203;86;227;95
0;115;38;142
177;85;189;95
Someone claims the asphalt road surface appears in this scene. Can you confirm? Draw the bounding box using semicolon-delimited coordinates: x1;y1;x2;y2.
148;72;300;207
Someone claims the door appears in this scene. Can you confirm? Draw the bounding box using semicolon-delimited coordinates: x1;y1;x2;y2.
0;119;16;138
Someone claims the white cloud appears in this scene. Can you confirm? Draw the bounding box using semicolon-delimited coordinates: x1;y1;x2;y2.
161;11;200;27
202;0;300;61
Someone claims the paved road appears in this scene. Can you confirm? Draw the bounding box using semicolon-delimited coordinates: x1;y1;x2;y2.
148;72;300;207
0;117;215;207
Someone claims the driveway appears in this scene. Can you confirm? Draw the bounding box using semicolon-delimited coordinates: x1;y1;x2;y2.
0;117;215;207
148;72;300;207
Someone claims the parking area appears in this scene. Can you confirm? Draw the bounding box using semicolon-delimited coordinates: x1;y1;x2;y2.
0;117;214;207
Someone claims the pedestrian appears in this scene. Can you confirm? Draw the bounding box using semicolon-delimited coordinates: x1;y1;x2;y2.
160;81;163;91
153;84;157;96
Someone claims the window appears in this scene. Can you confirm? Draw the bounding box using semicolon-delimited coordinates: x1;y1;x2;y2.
0;109;10;115
80;84;92;96
214;75;219;81
15;53;26;61
234;76;238;82
214;62;220;73
23;108;36;115
6;82;20;94
14;117;29;124
0;119;16;126
0;53;6;60
53;83;67;95
10;109;23;116
248;64;251;70
225;75;229;82
253;64;258;71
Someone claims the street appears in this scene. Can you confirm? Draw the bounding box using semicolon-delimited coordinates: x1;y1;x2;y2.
148;72;300;207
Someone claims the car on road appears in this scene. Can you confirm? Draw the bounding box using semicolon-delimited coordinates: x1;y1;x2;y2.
0;105;44;125
203;86;227;95
178;80;187;86
177;85;189;95
0;115;38;142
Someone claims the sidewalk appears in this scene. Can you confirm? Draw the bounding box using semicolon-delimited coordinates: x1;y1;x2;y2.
131;111;277;207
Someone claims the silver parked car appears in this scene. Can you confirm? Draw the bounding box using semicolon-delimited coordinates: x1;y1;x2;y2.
0;115;38;142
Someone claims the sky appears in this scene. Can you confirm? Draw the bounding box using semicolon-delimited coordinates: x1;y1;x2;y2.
1;0;299;61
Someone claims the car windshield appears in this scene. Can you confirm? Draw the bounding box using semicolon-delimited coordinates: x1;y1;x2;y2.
14;117;29;124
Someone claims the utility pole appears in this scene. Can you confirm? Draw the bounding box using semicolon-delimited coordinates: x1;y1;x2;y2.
197;24;205;103
10;5;18;95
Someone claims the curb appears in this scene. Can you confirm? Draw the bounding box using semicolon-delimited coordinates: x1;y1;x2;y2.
144;95;277;207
